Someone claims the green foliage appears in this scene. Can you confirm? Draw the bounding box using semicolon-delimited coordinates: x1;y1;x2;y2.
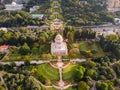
28;0;49;6
41;53;52;60
114;79;120;87
74;29;96;40
86;69;94;77
69;48;80;58
83;60;96;69
0;11;44;27
61;0;113;26
105;34;119;42
0;85;5;90
96;82;109;90
31;47;38;54
100;36;120;58
34;64;59;85
27;0;50;16
3;73;42;90
74;65;86;81
19;43;31;55
78;81;90;90
113;63;120;77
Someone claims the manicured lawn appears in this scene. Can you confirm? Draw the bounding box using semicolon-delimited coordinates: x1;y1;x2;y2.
47;87;58;90
34;63;59;84
64;87;77;90
79;42;103;52
3;53;41;61
63;63;77;82
3;44;51;61
72;41;106;58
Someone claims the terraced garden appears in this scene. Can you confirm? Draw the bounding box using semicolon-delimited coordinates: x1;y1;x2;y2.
33;63;59;85
71;41;107;58
62;63;77;83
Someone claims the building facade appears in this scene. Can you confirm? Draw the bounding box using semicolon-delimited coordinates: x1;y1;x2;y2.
51;34;68;56
5;2;23;10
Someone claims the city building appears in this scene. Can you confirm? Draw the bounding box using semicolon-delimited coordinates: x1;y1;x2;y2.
51;34;68;56
79;0;87;4
32;14;45;20
92;27;119;39
0;28;8;33
5;1;23;10
103;30;116;37
29;6;39;13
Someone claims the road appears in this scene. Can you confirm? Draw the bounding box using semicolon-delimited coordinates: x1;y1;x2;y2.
0;59;86;66
70;59;86;62
0;60;50;66
76;24;120;32
79;24;120;28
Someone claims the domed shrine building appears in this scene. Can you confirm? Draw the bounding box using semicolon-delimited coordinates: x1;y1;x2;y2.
51;34;68;56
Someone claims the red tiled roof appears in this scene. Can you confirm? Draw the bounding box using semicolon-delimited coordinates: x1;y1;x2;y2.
0;45;8;50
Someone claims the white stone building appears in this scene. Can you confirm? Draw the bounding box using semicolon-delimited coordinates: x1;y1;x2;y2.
5;2;23;11
92;27;120;38
0;27;8;33
51;34;68;56
79;0;87;4
32;14;45;20
29;6;39;13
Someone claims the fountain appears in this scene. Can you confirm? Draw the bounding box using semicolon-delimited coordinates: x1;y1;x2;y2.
57;61;63;68
58;79;65;87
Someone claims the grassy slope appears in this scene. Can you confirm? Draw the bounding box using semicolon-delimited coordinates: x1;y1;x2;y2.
72;41;106;58
34;63;59;81
63;63;76;81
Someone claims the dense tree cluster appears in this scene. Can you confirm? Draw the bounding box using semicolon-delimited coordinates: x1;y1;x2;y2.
61;0;113;26
0;28;55;46
66;56;118;89
3;73;43;90
99;35;120;58
27;0;50;16
64;26;96;42
27;0;49;6
74;28;96;41
0;11;44;27
113;63;120;77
